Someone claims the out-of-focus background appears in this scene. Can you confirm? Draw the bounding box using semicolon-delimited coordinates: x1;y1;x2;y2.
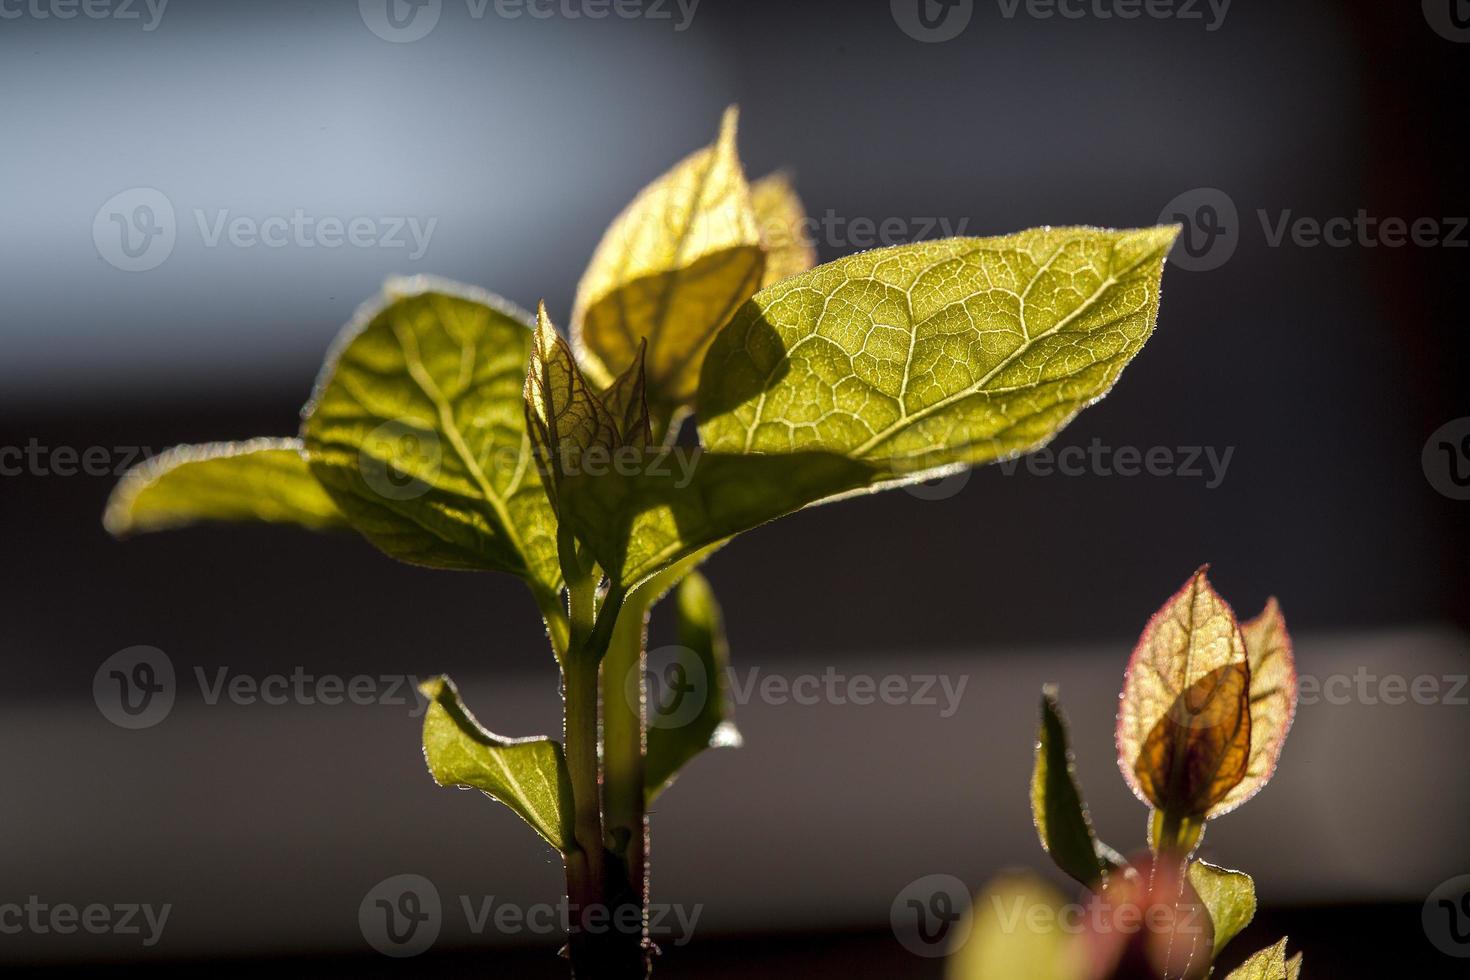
2;0;1467;975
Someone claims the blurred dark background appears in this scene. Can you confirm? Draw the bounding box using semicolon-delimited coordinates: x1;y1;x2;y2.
2;0;1467;976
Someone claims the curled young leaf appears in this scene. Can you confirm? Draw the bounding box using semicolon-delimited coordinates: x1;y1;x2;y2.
104;437;344;536
1188;860;1257;959
1225;938;1299;979
1212;598;1298;816
1031;686;1123;889
751;171;817;287
1116;567;1250;829
419;675;574;854
599;340;653;449
299;278;561;595
572;105;765;409
524;302;620;507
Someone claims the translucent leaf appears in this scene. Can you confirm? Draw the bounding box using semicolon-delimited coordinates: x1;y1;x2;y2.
572;105;765;408
600;340;652;448
564;228;1179;590
645;571;742;802
1213;598;1298;815
418;675;574;854
104;438;344;535
1226;938;1298;979
1031;686;1123;888
299;278;561;595
751;171;817;287
1189;860;1256;959
1116;566;1250;820
524;302;620;507
945;873;1086;980
699;226;1180;478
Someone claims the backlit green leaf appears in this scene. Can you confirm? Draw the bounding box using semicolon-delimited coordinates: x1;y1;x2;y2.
418;675;574;853
1188;860;1256;959
104;437;345;536
1031;686;1122;888
699;226;1179;479
645;571;741;802
300;278;561;596
1226;938;1298;979
572;105;765;409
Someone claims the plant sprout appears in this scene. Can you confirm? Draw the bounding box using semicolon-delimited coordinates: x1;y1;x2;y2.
949;567;1302;980
106;107;1180;978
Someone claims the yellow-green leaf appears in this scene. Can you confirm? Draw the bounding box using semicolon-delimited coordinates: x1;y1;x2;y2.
1189;860;1257;959
945;873;1086;980
1213;598;1298;816
1031;686;1122;889
300;278;561;596
645;571;742;802
699;226;1180;479
418;675;574;854
524;302;620;507
751;171;817;287
1226;938;1298;979
571;105;765;408
104;437;345;536
1117;566;1250;822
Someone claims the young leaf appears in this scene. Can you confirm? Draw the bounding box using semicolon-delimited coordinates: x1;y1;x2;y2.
104;437;344;535
645;571;742;802
418;675;574;854
1031;686;1123;888
1212;598;1298;816
563;227;1180;591
1116;567;1251;822
600;340;652;448
1225;938;1298;979
699;226;1180;479
751;171;817;287
571;105;765;408
300;278;561;595
1188;860;1257;959
524;302;620;507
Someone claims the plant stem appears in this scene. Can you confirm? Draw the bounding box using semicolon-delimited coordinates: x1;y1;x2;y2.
602;600;650;955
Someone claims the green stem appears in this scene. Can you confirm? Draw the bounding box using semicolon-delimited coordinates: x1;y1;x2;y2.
602;599;650;953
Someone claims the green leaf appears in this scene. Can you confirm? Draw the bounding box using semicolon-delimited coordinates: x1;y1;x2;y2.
559;448;876;591
699;226;1179;479
300;277;561;596
1188;860;1257;959
104;437;345;536
418;675;574;854
572;105;765;409
751;171;817;288
1226;938;1298;979
945;872;1086;980
1031;686;1122;888
645;571;741;802
561;227;1179;590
